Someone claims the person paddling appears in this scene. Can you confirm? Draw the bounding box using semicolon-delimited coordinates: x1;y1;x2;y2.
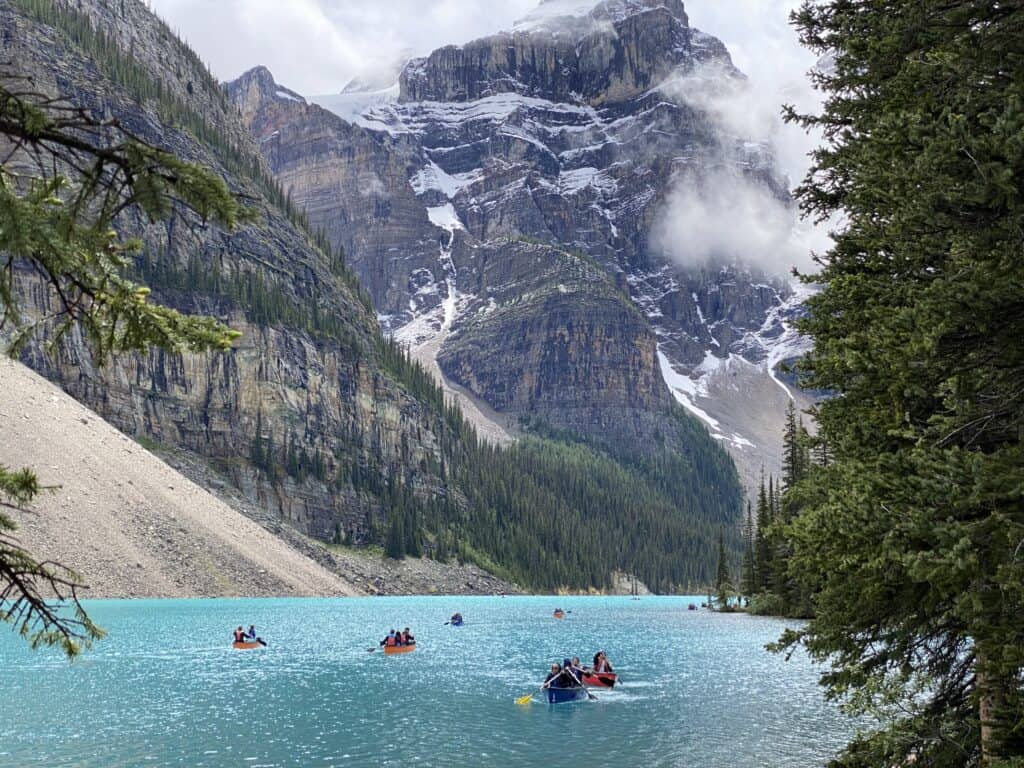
592;650;614;673
246;625;267;646
558;658;582;688
570;656;585;678
381;629;398;648
401;627;415;645
233;626;245;644
543;662;562;689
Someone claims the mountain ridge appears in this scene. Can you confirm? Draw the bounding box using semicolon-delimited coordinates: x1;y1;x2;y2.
230;0;807;491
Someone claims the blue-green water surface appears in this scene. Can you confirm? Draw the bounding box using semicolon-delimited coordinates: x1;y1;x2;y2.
0;596;858;767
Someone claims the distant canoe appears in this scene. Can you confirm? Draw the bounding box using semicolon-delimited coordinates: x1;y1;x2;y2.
232;641;262;650
451;620;464;627
383;644;417;655
581;671;616;688
546;686;587;704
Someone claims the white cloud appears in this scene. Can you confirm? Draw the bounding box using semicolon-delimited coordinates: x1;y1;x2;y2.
149;0;537;95
681;1;822;189
651;1;829;276
652;170;803;275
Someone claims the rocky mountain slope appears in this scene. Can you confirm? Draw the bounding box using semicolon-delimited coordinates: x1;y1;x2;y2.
228;0;810;487
1;0;742;592
0;357;356;598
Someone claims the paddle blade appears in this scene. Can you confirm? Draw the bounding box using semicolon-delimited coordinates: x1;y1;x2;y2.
515;694;533;705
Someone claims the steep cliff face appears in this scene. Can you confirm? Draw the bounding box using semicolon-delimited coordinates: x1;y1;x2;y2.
228;0;804;484
400;0;731;106
435;241;671;438
1;0;448;546
228;64;686;450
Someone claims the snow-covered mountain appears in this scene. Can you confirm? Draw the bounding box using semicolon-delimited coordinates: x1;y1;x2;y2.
228;0;812;490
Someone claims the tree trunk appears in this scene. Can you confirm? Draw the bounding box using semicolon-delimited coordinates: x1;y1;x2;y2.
976;646;1006;765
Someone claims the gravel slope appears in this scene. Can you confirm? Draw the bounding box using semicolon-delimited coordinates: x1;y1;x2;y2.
0;357;359;598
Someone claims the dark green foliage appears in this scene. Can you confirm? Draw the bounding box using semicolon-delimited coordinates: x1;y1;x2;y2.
0;464;105;657
11;0;375;335
780;401;810;492
714;529;730;606
740;502;755;597
753;472;773;593
384;513;405;560
771;1;1024;765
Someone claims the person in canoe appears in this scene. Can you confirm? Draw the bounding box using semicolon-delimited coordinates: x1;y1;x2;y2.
380;629;398;648
542;662;562;689
560;658;584;688
245;625;267;646
449;612;463;625
570;657;586;679
400;627;415;646
233;626;246;644
592;650;614;673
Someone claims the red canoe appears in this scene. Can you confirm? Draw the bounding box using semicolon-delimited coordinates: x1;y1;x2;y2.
581;671;617;688
232;641;262;650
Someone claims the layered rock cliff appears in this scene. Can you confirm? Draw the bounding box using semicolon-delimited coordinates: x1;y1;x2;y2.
1;0;451;548
228;0;807;485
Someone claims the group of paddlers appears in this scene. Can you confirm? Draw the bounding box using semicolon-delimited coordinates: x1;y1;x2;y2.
231;625;266;646
543;651;614;689
380;627;416;648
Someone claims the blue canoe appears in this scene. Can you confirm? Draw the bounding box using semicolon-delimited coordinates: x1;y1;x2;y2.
546;686;588;704
451;619;464;627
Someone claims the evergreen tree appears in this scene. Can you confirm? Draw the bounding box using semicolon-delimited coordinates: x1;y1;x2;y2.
740;502;756;597
780;401;808;493
753;472;773;592
714;529;730;607
776;2;1024;764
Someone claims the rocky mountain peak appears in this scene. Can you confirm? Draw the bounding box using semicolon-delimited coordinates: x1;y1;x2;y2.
519;0;688;30
399;0;730;106
231;66;306;124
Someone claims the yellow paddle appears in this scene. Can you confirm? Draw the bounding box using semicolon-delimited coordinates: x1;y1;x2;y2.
516;681;550;705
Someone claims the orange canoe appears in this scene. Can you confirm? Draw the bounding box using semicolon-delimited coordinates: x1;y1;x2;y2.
581;671;617;688
553;611;565;619
232;641;262;650
383;644;417;655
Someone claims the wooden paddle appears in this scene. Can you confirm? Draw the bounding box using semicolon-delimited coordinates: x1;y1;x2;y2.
566;668;597;701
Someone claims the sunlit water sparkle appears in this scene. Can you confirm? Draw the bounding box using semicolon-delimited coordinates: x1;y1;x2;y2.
0;596;860;767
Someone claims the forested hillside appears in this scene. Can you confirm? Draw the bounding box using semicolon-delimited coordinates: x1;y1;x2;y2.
1;0;742;593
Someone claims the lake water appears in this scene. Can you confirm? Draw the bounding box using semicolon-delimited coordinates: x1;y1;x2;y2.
0;596;859;767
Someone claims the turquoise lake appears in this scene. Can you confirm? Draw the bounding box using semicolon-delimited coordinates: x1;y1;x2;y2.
0;596;861;767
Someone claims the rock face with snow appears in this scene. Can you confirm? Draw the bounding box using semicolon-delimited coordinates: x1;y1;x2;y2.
228;0;809;477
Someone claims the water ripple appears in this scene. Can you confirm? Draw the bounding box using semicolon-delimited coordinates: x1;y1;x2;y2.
0;596;861;767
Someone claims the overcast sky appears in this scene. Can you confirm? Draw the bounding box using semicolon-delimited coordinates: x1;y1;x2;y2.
148;1;814;100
